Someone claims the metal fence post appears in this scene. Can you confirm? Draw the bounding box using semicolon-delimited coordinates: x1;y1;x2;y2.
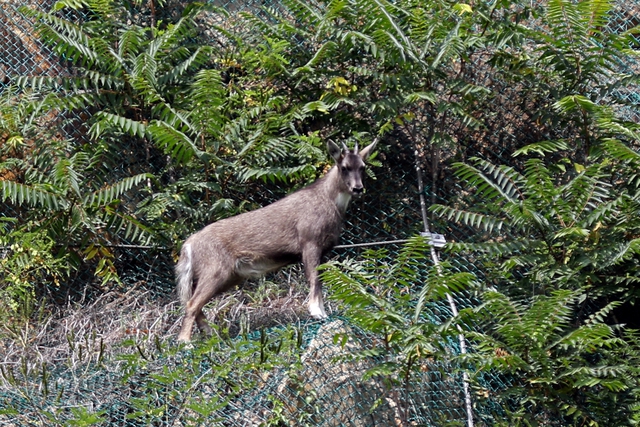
414;144;475;427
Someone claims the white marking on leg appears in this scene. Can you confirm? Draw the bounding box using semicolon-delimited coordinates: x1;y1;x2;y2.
309;298;328;319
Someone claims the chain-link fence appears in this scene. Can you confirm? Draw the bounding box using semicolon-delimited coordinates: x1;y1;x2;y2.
1;0;58;82
1;0;639;425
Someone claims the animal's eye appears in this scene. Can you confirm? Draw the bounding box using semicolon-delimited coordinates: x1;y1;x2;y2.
341;166;350;173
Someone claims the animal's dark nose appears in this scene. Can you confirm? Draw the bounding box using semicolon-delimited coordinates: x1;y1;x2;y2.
353;186;364;194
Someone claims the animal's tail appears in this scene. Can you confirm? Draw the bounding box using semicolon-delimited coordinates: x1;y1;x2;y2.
176;243;194;305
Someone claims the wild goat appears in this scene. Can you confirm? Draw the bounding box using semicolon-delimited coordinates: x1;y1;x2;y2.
175;139;378;341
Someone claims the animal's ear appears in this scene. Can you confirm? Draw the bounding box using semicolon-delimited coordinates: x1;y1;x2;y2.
358;137;379;161
327;140;342;162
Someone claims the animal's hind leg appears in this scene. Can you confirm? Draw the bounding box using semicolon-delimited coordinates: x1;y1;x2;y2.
177;309;197;342
195;311;213;336
178;270;240;342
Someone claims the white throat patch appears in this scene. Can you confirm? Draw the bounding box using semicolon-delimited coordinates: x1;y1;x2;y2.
335;192;352;212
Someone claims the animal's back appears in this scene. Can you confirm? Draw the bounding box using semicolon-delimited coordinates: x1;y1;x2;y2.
184;184;342;279
191;182;341;254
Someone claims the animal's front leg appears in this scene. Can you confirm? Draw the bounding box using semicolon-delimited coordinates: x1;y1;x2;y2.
303;245;328;319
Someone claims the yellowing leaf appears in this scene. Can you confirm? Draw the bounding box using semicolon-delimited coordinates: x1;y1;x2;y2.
333;76;349;86
453;3;473;14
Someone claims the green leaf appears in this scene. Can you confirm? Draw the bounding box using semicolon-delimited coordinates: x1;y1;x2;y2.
513;140;570;157
1;181;64;210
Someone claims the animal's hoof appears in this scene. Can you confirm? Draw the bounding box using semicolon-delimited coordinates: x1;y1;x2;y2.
309;306;328;320
176;334;192;344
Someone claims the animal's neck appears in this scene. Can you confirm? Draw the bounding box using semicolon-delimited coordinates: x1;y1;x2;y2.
335;192;352;214
322;166;351;215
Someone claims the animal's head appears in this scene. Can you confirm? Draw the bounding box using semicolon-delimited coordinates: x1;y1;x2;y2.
327;138;378;196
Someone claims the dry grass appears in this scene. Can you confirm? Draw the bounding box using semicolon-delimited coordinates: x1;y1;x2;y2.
0;264;323;378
